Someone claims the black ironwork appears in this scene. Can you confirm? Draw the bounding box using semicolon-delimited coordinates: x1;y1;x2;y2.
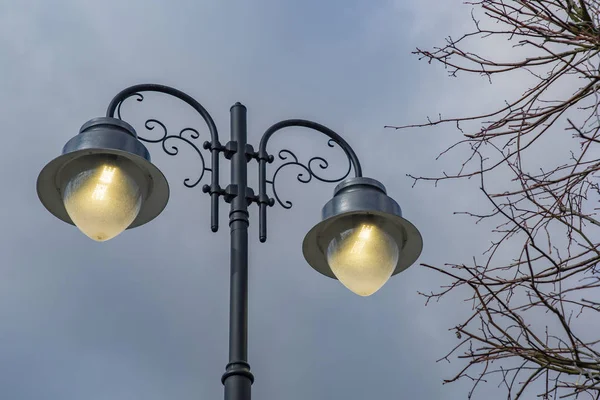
107;84;222;232
224;103;253;400
267;140;353;210
257;119;362;242
103;84;363;400
132;116;208;189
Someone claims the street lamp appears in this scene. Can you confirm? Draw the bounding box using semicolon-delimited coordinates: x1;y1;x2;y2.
37;83;422;400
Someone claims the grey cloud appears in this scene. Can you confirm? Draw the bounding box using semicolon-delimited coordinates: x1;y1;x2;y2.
0;0;508;399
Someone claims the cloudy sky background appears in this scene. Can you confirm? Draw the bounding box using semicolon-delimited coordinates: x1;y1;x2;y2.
0;1;533;399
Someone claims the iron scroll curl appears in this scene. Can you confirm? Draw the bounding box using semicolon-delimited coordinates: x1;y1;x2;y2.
268;141;353;209
106;84;222;232
104;85;363;240
257;119;363;242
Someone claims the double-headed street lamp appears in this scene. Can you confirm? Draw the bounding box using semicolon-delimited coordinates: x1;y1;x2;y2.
37;83;423;400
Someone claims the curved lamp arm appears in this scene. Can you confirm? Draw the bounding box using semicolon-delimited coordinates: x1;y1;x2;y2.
257;119;363;242
106;84;222;232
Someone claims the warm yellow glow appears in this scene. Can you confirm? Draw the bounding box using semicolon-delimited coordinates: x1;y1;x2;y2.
326;223;399;296
63;159;142;242
99;166;116;183
90;166;117;201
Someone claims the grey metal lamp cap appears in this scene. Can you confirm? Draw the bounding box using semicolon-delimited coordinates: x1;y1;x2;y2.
302;177;423;279
37;117;169;230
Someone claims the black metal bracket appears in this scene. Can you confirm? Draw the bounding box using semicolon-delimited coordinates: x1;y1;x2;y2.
221;141;258;162
219;184;269;207
107;83;223;233
255;119;363;242
203;140;226;153
202;183;226;196
105;84;363;242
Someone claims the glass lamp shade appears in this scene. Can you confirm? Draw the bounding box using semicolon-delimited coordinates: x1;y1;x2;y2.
62;157;143;242
326;222;400;296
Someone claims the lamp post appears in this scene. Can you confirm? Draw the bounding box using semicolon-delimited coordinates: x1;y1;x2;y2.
37;83;423;400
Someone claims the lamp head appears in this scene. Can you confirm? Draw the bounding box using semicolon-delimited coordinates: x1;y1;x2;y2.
37;117;169;241
302;177;422;296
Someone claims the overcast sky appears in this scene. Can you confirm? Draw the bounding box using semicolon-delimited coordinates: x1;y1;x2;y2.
0;1;515;399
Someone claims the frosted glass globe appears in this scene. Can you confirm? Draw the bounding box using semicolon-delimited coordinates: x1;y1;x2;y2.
326;222;399;296
62;157;142;242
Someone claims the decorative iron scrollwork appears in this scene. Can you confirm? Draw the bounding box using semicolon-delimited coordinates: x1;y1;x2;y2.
106;83;222;232
105;86;363;241
267;139;352;209
257;119;362;242
114;93;210;189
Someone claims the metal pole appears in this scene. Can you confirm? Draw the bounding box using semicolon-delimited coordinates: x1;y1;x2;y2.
222;102;253;400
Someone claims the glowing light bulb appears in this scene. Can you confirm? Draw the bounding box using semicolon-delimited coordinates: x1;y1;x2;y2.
326;222;399;296
62;157;142;242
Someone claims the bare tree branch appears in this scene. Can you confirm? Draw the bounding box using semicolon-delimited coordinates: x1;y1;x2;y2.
390;1;600;398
